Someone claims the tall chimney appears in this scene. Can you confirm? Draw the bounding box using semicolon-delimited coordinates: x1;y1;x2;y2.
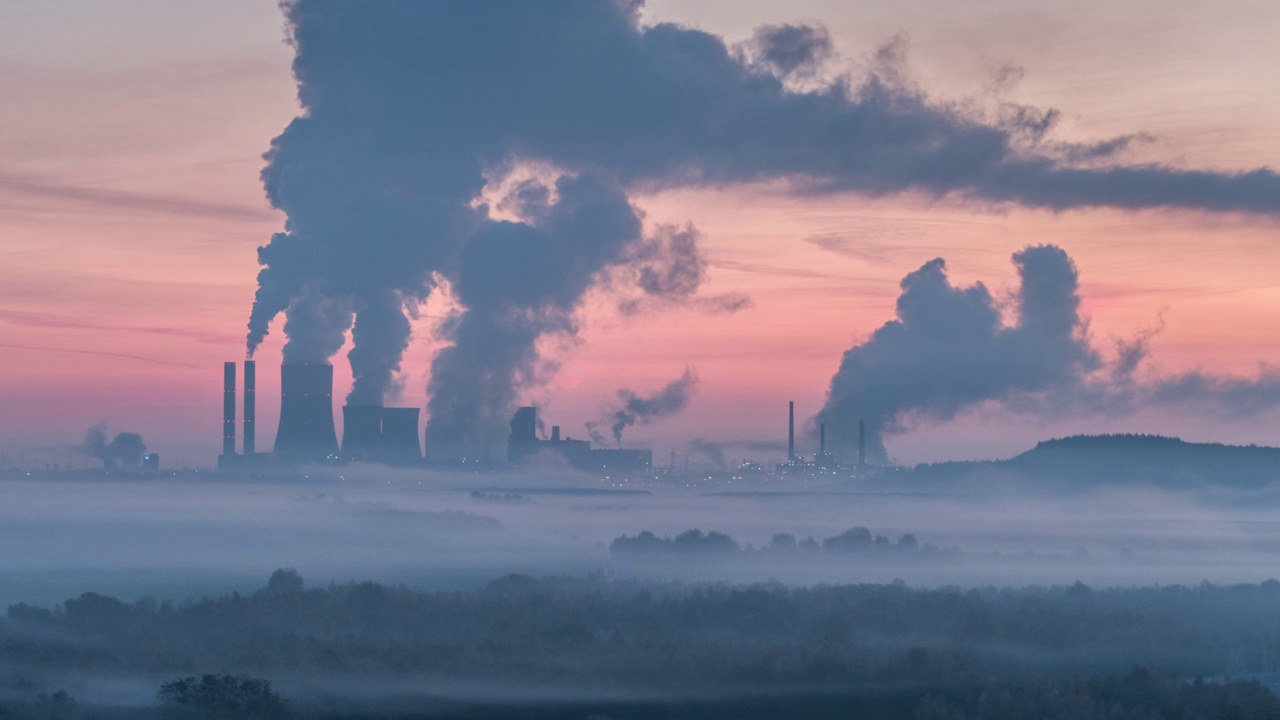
858;418;866;467
243;360;256;458
820;422;826;454
222;362;236;456
787;401;795;462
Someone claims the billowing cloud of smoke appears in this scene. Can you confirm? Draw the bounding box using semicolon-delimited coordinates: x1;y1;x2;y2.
81;424;146;469
426;172;650;458
248;2;1280;450
618;225;752;316
821;245;1280;462
747;23;834;79
594;368;699;447
689;437;727;470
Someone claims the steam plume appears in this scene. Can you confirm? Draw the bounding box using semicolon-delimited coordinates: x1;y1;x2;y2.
81;424;146;469
247;2;1280;451
821;245;1280;462
602;368;699;446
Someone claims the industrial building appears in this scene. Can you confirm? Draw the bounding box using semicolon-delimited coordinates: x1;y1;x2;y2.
216;357;674;472
219;360;422;467
508;406;652;473
341;404;422;465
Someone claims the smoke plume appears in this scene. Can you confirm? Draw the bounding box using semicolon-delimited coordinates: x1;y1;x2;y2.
81;424;146;469
821;245;1280;462
247;2;1280;454
602;368;699;446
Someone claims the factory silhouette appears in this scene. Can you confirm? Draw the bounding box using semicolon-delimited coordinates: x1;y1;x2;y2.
216;360;870;476
218;360;654;473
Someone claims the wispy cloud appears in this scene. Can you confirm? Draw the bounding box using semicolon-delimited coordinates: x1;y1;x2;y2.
0;172;275;221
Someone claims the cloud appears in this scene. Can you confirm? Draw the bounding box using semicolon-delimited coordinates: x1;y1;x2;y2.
0;172;274;221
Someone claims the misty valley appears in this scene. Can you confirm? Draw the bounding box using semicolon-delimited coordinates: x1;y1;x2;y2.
5;465;1280;719
5;0;1280;718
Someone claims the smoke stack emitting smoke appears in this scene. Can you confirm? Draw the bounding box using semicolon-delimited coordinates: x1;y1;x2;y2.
589;368;699;447
246;3;1280;457
820;245;1280;463
82;424;146;469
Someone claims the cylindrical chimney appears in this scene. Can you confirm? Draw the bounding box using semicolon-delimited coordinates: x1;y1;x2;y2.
787;401;795;462
858;418;866;467
820;422;826;454
243;360;256;458
223;361;236;456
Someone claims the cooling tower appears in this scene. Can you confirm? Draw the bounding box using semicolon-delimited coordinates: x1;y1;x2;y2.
341;405;384;460
380;407;422;464
243;360;256;457
222;362;236;456
274;363;338;461
510;406;537;444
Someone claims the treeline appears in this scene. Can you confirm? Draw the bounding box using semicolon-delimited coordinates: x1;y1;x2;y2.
610;526;959;559
6;571;1280;692
918;668;1280;720
4;669;1280;719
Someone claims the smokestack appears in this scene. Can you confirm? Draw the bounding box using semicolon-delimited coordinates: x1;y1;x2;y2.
243;360;256;458
222;362;236;456
820;422;826;454
274;363;339;461
858;418;866;467
787;401;795;462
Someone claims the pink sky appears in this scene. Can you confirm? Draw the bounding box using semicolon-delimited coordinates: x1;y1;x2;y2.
1;0;1278;468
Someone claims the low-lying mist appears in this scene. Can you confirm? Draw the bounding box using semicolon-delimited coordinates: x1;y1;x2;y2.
3;465;1280;607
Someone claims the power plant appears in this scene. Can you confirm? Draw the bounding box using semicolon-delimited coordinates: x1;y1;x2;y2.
507;406;652;473
216;363;866;479
220;360;424;467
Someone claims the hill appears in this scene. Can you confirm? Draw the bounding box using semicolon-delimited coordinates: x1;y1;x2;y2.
910;434;1280;490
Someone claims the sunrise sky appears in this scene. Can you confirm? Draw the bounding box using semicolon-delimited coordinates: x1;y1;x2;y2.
2;0;1279;468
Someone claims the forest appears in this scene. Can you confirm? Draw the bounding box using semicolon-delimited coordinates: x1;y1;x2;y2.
4;570;1280;717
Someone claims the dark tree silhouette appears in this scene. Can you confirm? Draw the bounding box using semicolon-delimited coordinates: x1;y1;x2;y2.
157;674;286;720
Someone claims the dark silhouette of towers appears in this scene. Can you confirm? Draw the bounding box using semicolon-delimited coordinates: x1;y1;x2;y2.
788;401;795;462
274;363;339;461
507;406;650;471
341;405;384;460
510;406;537;446
380;408;422;464
220;359;425;467
244;360;256;457
858;418;866;467
341;404;422;464
222;362;236;457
